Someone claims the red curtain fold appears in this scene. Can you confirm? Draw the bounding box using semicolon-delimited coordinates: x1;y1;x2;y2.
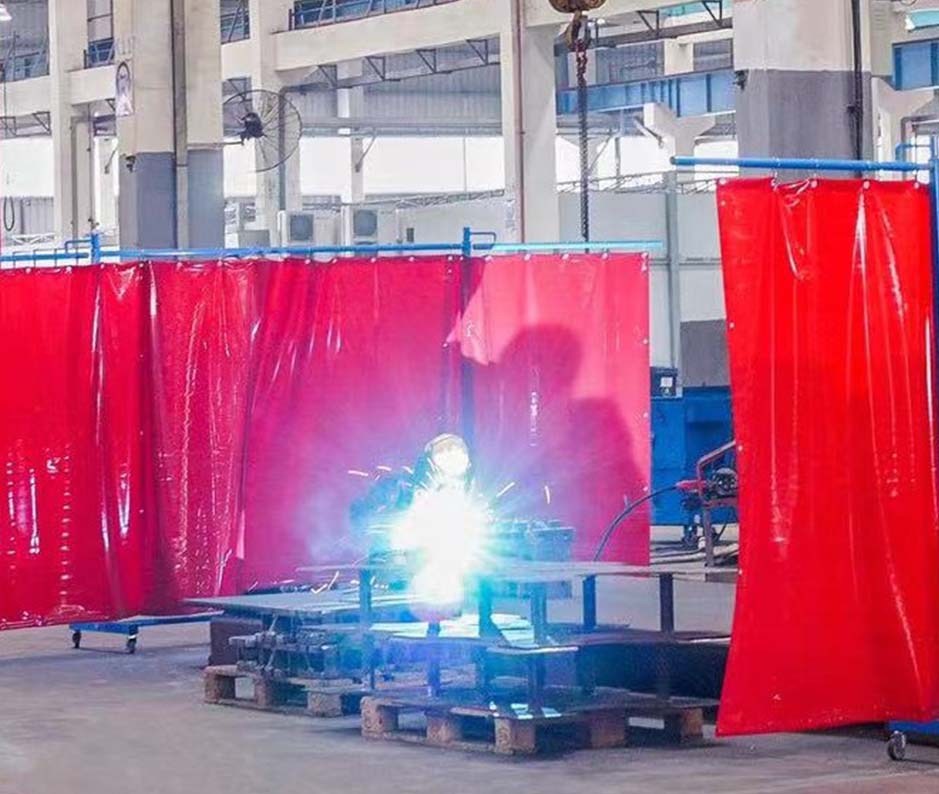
717;178;939;735
147;261;258;603
0;253;650;628
97;264;154;619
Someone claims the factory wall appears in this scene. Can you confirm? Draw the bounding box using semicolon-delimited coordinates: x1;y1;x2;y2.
395;191;726;367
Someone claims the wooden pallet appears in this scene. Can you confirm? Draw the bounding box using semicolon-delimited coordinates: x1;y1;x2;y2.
204;665;464;718
204;665;473;718
361;686;712;755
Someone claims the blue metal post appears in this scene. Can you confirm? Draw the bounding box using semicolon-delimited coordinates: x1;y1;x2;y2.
930;139;939;392
461;226;473;259
90;231;102;264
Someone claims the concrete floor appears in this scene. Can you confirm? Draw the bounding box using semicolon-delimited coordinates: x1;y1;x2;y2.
2;579;939;794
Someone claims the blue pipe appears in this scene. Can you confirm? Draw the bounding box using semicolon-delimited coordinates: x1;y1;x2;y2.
672;155;925;173
97;242;467;260
0;230;663;265
482;241;664;253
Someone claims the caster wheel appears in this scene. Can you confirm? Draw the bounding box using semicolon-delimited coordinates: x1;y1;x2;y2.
72;631;82;649
887;731;908;762
126;637;137;655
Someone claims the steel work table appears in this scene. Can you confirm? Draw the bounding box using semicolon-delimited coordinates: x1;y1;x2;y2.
366;561;734;702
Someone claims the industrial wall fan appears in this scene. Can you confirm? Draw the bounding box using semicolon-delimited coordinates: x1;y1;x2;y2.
223;89;302;174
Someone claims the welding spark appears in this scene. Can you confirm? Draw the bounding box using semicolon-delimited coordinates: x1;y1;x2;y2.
391;487;493;605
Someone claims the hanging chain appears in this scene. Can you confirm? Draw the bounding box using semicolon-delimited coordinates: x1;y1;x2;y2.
570;13;591;243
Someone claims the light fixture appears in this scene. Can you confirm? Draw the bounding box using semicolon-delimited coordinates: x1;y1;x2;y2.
0;4;11;23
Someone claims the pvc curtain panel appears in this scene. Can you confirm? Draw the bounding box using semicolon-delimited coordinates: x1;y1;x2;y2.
0;253;650;628
717;178;939;735
463;254;651;564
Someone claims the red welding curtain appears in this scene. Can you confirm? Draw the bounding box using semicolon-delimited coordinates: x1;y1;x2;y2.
717;178;939;735
0;263;256;627
0;253;650;628
462;254;651;563
241;257;464;585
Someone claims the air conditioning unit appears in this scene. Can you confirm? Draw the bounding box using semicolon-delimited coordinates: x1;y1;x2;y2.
277;210;317;247
226;229;271;249
341;207;381;246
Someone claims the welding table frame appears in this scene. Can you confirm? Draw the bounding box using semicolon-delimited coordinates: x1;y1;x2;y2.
369;561;734;703
187;583;433;685
69;613;219;654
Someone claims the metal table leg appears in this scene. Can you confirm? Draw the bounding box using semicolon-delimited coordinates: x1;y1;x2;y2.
582;575;597;632
478;577;497;638
657;574;675;700
527;656;546;706
427;621;442;697
530;584;549;645
358;567;373;625
659;574;675;634
576;648;597;697
359;567;375;687
703;507;716;567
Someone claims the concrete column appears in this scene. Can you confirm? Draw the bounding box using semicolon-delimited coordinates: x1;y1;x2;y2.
873;80;936;163
500;1;560;243
184;0;225;248
734;0;874;160
643;103;715;160
49;0;93;243
114;0;225;250
96;137;118;234
247;0;301;242
114;0;175;249
663;40;694;76
337;61;366;204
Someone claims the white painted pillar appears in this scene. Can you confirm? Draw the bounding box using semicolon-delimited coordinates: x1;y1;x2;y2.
337;60;366;204
96;137;118;234
184;0;225;247
49;0;93;243
500;1;560;243
643;102;715;160
663;40;694;76
247;0;301;242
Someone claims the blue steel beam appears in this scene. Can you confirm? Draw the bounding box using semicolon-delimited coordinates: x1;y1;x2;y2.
557;69;734;118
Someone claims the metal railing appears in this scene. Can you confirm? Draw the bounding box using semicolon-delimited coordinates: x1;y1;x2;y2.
221;1;250;43
0;36;48;82
84;37;115;68
290;0;459;29
557;171;726;195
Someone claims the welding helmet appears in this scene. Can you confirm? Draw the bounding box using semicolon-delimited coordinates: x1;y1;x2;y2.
423;434;472;485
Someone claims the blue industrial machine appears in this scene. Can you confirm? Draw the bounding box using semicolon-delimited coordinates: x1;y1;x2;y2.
651;384;734;527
